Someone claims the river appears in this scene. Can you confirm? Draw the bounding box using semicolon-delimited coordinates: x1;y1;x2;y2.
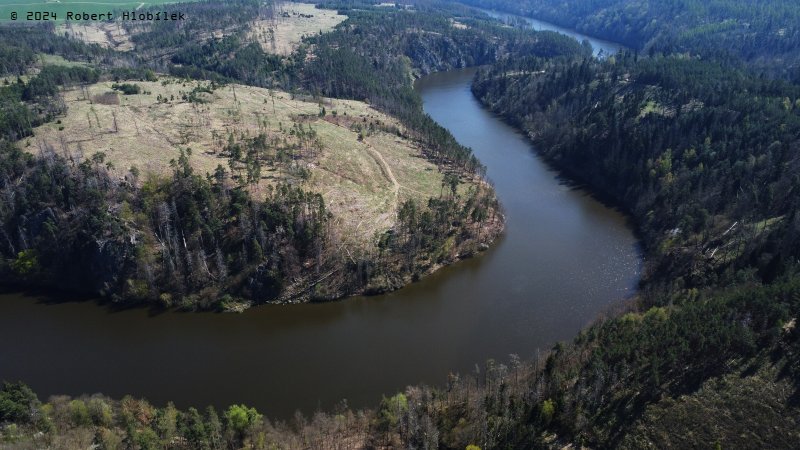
481;8;626;57
0;26;639;420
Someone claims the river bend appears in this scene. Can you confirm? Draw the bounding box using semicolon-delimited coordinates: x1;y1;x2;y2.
0;21;639;419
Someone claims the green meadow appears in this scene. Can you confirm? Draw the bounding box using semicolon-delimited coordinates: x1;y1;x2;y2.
0;0;198;22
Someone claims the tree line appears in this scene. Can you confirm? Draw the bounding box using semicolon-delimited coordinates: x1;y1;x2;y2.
0;137;330;309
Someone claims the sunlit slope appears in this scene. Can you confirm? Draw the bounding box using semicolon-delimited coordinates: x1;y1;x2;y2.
22;78;448;249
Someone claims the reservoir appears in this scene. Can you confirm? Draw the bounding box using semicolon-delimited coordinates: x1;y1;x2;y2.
0;29;639;420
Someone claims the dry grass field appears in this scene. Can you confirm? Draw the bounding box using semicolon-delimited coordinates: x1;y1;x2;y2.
248;2;347;55
24;78;446;250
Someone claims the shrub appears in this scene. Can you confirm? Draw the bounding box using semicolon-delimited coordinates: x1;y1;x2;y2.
111;83;141;95
0;382;39;423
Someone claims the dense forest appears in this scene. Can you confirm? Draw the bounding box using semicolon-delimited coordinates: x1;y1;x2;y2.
458;0;800;76
4;0;800;448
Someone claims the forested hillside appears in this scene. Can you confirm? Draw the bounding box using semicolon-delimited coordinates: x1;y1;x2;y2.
458;0;800;76
474;54;800;294
467;52;800;446
4;0;800;448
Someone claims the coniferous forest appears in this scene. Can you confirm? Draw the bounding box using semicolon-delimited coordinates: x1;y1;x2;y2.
2;0;800;448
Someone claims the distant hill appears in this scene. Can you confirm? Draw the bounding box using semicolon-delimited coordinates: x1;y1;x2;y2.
459;0;800;75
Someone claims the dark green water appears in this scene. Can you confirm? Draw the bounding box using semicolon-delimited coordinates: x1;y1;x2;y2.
0;68;640;420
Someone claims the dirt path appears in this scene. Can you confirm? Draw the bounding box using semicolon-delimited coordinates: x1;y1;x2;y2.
271;93;402;205
365;143;400;204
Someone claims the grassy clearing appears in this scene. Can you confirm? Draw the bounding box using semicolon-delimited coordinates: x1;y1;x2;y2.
248;2;346;56
0;0;197;22
37;53;87;66
23;77;447;249
638;99;672;119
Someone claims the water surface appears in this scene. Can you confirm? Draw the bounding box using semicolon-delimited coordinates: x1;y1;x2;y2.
482;8;626;57
0;69;639;420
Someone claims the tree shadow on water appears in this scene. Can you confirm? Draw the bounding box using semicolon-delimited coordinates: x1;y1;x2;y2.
1;285;181;318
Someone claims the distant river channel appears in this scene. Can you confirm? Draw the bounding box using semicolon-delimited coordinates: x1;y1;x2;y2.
0;17;639;419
